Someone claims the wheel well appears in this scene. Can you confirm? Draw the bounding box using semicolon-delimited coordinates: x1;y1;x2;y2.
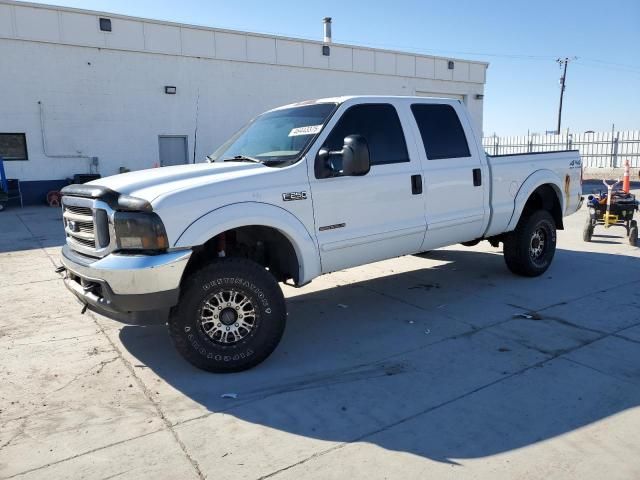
183;226;300;284
521;184;564;230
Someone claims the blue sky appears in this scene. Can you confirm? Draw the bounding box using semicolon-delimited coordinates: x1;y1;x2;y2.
21;0;640;135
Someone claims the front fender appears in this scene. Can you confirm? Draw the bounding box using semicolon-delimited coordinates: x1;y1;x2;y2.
506;169;564;231
174;202;321;285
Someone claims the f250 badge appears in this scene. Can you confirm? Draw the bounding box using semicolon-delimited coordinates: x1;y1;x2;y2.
282;191;308;201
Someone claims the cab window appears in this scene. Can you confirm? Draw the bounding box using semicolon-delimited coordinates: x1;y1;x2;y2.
324;104;409;166
411;104;471;160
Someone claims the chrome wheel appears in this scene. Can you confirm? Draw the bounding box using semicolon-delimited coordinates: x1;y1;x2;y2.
199;290;257;345
530;228;546;260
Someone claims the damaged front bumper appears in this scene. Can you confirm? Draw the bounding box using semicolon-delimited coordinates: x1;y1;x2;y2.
60;245;191;314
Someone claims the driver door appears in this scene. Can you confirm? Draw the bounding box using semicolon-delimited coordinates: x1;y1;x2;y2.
307;102;427;273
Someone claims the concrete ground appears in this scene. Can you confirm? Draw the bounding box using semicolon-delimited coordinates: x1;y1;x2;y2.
1;186;640;479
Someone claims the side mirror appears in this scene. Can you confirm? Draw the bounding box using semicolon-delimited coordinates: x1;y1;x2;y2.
341;135;370;176
315;135;370;178
315;147;332;178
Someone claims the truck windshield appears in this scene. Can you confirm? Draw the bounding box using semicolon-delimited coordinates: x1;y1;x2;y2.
209;103;337;164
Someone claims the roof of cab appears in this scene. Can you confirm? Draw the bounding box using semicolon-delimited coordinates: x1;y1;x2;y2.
270;95;459;112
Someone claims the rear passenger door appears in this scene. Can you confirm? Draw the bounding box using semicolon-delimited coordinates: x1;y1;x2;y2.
308;103;427;273
410;102;487;249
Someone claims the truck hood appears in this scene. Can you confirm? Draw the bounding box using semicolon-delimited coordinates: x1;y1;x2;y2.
88;162;267;204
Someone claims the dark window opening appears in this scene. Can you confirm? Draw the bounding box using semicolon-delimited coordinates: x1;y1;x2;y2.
0;133;28;161
324;104;409;166
99;18;112;32
411;104;471;160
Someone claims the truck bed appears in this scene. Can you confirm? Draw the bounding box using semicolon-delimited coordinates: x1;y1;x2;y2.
484;150;583;237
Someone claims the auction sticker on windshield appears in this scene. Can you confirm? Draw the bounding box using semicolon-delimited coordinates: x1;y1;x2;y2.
288;125;323;137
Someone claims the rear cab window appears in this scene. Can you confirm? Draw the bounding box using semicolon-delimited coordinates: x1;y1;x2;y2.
410;104;471;160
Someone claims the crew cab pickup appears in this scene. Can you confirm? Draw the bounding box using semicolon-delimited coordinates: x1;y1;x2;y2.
60;96;583;372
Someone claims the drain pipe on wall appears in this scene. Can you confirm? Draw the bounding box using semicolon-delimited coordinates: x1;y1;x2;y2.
192;88;200;164
38;101;98;173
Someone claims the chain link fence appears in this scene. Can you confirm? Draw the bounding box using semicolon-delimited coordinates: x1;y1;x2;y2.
482;130;640;168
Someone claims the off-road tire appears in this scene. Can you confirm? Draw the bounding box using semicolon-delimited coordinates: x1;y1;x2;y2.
630;225;638;246
503;210;557;277
461;239;481;247
583;217;594;242
169;258;286;373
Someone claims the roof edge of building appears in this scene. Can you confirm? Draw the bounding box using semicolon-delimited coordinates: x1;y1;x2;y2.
0;0;490;67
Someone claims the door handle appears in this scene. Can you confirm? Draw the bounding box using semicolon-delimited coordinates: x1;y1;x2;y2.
473;168;482;187
411;174;423;195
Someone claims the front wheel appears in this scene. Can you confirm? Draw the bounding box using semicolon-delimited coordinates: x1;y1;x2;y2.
503;210;557;277
168;258;286;373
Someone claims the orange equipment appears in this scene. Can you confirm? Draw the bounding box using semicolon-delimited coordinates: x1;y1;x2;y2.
623;159;631;194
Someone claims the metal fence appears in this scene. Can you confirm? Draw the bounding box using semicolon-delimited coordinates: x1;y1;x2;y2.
482;130;640;168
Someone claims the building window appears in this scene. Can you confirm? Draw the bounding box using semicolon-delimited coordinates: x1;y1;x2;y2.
99;18;112;32
0;133;28;161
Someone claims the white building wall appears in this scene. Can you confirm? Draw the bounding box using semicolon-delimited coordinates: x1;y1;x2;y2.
0;0;487;184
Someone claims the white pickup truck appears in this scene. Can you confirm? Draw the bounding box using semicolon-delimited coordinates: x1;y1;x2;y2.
60;96;583;372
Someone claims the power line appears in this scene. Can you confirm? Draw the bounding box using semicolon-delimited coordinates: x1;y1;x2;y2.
573;61;640;76
578;58;640;71
329;38;557;61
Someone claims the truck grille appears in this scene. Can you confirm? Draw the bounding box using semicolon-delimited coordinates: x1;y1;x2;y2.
63;205;95;249
65;205;92;216
62;198;112;257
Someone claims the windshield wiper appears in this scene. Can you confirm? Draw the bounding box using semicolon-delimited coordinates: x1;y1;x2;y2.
222;155;262;163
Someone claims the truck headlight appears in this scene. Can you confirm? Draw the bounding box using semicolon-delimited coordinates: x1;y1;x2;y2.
113;212;169;251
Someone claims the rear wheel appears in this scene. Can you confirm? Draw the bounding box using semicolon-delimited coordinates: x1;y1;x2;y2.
583;217;594;242
168;258;286;372
461;239;481;247
630;224;638;246
503;210;557;277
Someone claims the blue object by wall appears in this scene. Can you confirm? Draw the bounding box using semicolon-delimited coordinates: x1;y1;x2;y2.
0;157;8;193
19;180;69;206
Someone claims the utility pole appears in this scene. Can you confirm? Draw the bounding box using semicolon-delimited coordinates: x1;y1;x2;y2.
556;57;576;134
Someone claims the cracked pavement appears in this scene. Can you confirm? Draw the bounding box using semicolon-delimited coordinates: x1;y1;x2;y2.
1;190;640;479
